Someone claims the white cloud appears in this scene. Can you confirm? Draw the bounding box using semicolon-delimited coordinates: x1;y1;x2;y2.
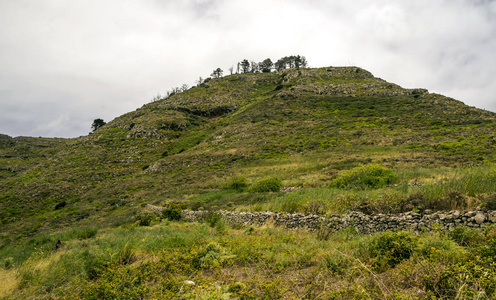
1;0;495;137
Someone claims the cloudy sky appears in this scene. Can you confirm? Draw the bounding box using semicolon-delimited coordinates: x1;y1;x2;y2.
1;0;495;138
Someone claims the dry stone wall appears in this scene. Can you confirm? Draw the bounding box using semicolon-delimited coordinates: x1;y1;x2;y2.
147;205;496;233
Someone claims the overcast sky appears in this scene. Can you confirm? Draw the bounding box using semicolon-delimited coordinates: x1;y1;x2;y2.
1;0;495;138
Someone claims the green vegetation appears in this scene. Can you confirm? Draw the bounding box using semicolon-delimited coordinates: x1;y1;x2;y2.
162;203;185;221
369;231;415;271
224;175;248;191
3;220;496;299
330;164;399;190
91;118;106;132
248;177;282;193
1;66;496;298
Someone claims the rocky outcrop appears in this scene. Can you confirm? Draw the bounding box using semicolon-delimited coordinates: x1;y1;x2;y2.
144;205;496;233
291;83;428;98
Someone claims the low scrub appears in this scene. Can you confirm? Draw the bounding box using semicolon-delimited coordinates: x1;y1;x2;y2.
162;202;187;221
368;231;415;272
137;213;155;226
330;164;399;190
224;175;248;191
248;177;282;193
7;221;496;299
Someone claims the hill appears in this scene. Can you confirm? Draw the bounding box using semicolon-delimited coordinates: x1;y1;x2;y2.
2;66;496;298
1;66;496;241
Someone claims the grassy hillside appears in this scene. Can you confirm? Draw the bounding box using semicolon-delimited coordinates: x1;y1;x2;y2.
1;67;496;239
2;66;496;298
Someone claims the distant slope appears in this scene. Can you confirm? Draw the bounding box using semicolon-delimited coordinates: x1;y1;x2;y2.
1;67;496;243
0;135;67;179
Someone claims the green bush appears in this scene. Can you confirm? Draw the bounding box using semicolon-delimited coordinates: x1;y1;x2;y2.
192;243;233;269
228;282;246;294
138;214;154;226
225;175;248;191
323;253;349;275
369;231;415;272
214;218;227;234
480;193;496;210
426;257;496;299
480;224;496;258
248;177;282;193
448;226;484;248
162;203;184;221
330;164;398;190
417;233;468;263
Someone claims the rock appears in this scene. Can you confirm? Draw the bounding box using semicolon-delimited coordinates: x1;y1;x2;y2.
489;212;496;223
465;211;476;217
474;213;486;224
184;280;195;285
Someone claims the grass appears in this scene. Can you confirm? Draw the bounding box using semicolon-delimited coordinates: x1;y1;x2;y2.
0;268;18;296
3;219;496;299
193;164;496;215
419;167;496;198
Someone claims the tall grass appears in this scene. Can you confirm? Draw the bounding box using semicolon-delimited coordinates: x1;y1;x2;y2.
265;166;496;214
420;167;496;199
269;187;365;214
0;225;98;269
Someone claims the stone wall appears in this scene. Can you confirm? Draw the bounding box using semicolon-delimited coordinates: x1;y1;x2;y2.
147;205;496;234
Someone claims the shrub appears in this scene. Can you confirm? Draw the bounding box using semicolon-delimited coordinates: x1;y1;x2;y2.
248;177;282;193
162;203;184;221
440;190;468;210
436;260;496;299
214;218;227;234
192;243;233;269
323;253;349;274
330;164;398;190
411;190;469;211
117;243;136;265
162;207;182;221
417;233;468;263
316;218;333;241
369;231;415;272
228;282;246;294
480;193;496;210
480;224;496;258
138;214;154;226
225;175;248;191
448;226;484;248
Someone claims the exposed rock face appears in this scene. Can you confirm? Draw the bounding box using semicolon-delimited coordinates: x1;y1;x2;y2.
159;206;496;234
